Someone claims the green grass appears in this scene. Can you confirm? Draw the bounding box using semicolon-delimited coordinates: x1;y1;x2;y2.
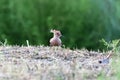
96;56;120;80
97;39;120;80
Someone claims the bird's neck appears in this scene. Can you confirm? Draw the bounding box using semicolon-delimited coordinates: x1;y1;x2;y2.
53;35;60;38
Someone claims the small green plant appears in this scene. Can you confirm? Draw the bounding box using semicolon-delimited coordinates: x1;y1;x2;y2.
0;39;8;46
101;39;120;54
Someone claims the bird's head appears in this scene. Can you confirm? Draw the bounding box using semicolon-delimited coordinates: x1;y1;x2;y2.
50;29;62;37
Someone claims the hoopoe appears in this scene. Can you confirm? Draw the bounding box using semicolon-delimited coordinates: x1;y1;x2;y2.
49;29;62;46
98;51;113;64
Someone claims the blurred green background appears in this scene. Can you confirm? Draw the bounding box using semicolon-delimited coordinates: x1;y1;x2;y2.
0;0;120;50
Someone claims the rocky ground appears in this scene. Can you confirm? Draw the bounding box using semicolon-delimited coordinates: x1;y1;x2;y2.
0;46;113;80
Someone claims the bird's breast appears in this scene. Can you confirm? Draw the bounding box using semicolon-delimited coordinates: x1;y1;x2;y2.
50;38;61;46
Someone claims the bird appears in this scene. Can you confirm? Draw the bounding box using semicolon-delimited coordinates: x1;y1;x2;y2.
49;29;62;46
98;51;112;64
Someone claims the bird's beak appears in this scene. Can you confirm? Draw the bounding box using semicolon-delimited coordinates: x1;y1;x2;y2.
61;35;64;37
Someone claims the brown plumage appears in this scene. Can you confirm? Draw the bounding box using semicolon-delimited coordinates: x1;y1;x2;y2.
50;29;62;46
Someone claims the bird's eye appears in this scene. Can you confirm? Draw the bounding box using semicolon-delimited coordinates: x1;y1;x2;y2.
56;32;60;36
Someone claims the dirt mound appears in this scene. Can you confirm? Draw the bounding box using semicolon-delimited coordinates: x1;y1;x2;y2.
0;46;112;80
